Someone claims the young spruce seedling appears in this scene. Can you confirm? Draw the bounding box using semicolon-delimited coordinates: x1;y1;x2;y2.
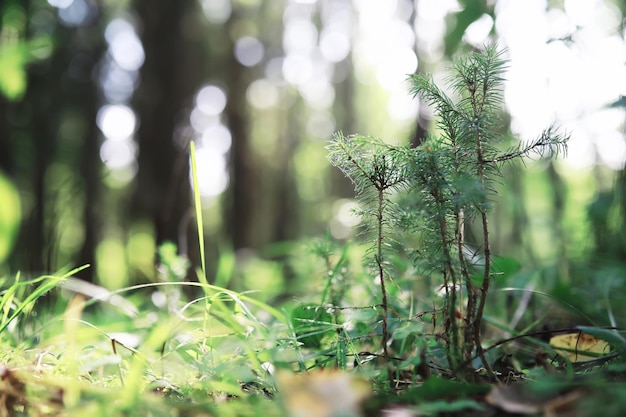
327;46;569;384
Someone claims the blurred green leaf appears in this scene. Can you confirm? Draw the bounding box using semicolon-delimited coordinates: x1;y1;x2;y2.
214;245;236;288
0;44;27;100
491;256;522;279
291;304;334;348
444;0;490;55
472;256;521;286
0;172;20;264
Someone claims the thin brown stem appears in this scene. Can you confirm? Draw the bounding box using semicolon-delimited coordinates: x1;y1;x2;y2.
468;63;497;380
472;122;496;380
432;198;462;374
473;210;495;379
457;209;476;361
376;187;393;389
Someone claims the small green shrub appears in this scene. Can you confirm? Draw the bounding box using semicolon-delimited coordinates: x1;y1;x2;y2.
328;45;569;382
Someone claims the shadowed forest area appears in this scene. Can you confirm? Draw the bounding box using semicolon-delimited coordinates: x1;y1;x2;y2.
1;0;626;416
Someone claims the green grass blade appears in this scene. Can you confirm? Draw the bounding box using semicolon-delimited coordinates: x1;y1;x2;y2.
0;264;90;334
190;141;207;284
320;243;349;305
337;333;348;370
0;271;20;325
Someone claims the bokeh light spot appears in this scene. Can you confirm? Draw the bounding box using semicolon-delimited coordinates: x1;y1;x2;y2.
246;79;280;109
105;19;145;71
196;85;227;116
191;146;229;198
463;13;493;47
234;36;265;67
201;124;232;154
299;80;335;109
202;0;231;24
48;0;73;8
388;88;419;121
100;138;137;170
189;107;220;132
320;30;350;62
97;104;137;140
330;199;361;239
57;0;95;27
282;54;313;86
283;19;318;54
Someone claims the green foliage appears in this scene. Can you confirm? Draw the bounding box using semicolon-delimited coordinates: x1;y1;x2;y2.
0;2;53;100
157;242;189;281
0;172;20;265
290;304;334;348
0;273;288;416
444;0;492;54
0;40;35;100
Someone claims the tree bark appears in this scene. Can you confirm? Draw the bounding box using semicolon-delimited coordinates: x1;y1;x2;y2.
132;0;202;253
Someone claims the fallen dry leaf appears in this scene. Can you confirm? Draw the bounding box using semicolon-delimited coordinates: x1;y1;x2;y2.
486;383;584;415
276;369;370;417
549;332;610;362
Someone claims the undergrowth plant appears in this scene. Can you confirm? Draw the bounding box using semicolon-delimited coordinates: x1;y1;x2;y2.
328;45;569;382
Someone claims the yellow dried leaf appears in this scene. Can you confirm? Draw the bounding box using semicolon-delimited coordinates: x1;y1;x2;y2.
63;294;86;342
276;370;370;417
549;332;610;362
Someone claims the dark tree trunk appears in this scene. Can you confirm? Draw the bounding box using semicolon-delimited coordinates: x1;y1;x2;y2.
77;67;103;282
411;108;430;148
132;0;203;255
0;99;12;175
222;15;257;251
18;8;61;273
332;59;359;199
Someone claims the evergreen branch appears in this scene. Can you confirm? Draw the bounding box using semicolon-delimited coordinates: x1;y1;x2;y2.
485;126;570;164
408;74;462;123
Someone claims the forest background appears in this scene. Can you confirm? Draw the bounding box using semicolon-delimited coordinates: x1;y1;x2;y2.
1;0;625;311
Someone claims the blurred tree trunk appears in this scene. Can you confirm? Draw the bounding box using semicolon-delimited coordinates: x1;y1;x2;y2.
22;70;54;274
132;0;204;257
546;161;568;278
0;100;12;175
76;54;104;282
331;59;358;199
6;11;103;279
588;166;626;263
273;110;299;243
224;46;256;250
220;10;258;251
